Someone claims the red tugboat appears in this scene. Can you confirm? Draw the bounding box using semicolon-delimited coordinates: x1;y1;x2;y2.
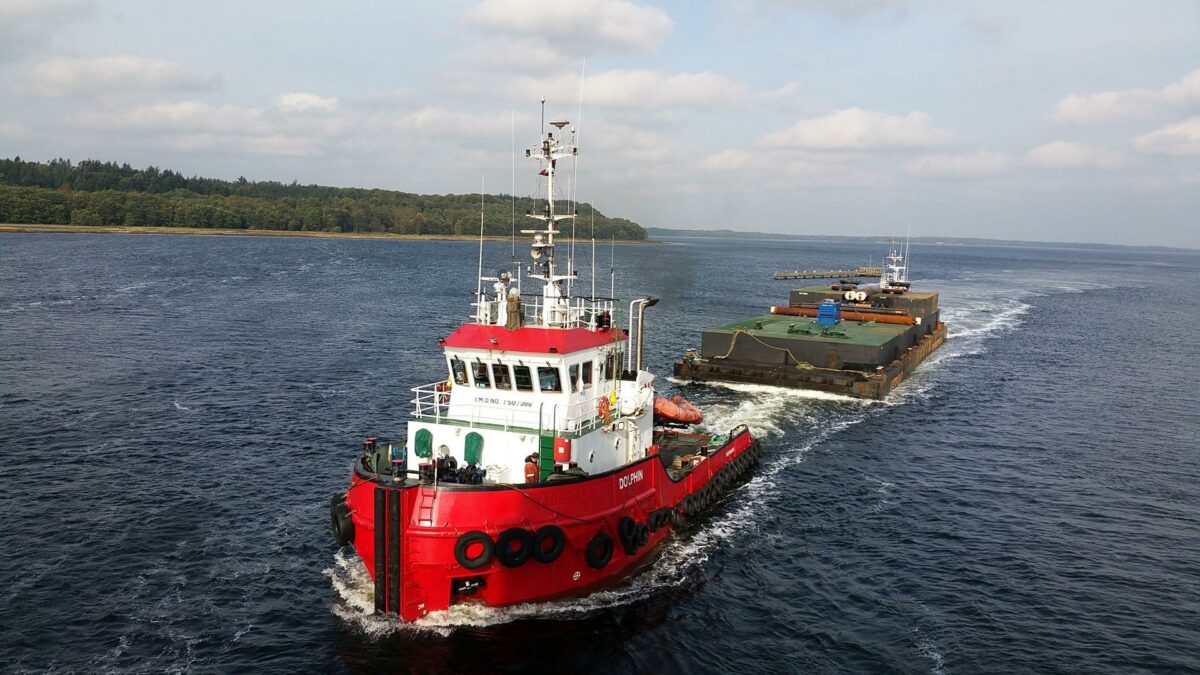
329;112;761;622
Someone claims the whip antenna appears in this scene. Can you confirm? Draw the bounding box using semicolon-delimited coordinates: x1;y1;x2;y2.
570;60;585;298
590;207;596;300
476;175;485;304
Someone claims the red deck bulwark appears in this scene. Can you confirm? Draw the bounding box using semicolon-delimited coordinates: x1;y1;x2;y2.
443;323;625;354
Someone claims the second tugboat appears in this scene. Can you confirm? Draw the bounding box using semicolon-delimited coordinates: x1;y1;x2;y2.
330;110;760;622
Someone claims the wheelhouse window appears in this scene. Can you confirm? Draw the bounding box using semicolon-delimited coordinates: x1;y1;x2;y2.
581;360;593;387
513;365;534;392
450;357;468;385
538;366;562;392
472;361;491;388
492;363;512;390
569;364;580;392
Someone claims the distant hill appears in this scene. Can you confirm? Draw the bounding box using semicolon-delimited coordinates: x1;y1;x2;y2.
647;227;1192;253
0;157;647;240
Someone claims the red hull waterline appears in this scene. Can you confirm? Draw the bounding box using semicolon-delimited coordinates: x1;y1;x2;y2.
337;427;759;623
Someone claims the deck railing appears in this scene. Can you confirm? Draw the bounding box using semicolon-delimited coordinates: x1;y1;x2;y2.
474;295;617;330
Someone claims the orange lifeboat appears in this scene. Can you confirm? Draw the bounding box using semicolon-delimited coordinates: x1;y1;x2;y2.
653;395;704;426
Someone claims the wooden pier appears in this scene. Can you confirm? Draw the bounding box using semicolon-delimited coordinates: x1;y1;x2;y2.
772;266;882;280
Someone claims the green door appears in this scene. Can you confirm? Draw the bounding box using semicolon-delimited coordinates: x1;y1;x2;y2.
415;428;433;458
464;432;484;465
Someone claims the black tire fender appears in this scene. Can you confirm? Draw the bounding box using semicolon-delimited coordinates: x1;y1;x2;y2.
618;516;636;543
330;497;354;548
532;525;565;564
586;531;614;569
495;527;534;568
455;530;494;570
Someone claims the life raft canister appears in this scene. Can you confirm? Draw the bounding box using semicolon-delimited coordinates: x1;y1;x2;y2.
653;395;704;425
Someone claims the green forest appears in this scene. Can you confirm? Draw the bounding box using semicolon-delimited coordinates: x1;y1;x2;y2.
0;157;647;240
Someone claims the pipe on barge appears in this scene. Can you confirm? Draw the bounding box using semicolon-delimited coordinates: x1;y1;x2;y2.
770;305;917;326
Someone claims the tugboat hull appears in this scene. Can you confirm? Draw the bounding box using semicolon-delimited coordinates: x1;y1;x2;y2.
335;427;759;622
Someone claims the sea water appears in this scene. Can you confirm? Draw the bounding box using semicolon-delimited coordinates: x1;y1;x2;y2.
1;234;1197;672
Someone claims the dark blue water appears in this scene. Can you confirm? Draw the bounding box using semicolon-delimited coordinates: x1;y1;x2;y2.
2;233;1197;673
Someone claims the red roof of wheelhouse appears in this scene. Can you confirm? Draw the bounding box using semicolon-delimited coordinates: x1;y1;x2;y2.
442;323;625;354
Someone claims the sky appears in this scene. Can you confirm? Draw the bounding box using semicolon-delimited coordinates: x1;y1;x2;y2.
0;0;1197;247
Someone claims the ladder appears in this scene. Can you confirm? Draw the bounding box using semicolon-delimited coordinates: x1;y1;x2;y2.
415;485;437;526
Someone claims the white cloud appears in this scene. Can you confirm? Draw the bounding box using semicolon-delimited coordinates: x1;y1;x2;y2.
1026;141;1124;169
388;106;528;139
465;0;672;53
241;134;323;157
903;151;1010;177
1133;116;1200;157
761;82;803;107
775;155;894;188
275;92;338;113
762;108;949;150
461;39;566;74
1050;67;1200;125
0;0;93;63
763;0;924;19
69;101;269;134
584;119;679;165
0;121;28;138
514;69;749;110
31;55;219;96
63;99;351;157
699;149;751;172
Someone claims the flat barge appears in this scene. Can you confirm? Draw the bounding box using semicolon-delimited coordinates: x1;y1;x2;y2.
675;249;946;399
771;266;882;280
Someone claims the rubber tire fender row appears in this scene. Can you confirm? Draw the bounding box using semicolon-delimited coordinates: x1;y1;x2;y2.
532;525;565;564
330;494;354;548
636;523;650;548
455;530;494;570
586;531;614;569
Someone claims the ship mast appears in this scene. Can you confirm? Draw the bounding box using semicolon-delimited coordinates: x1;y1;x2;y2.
881;245;907;290
523;115;578;327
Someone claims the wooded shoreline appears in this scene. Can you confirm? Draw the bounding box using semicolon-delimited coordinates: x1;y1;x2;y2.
0;223;657;243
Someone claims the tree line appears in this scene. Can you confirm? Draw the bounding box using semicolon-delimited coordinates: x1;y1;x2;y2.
0;157;647;239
